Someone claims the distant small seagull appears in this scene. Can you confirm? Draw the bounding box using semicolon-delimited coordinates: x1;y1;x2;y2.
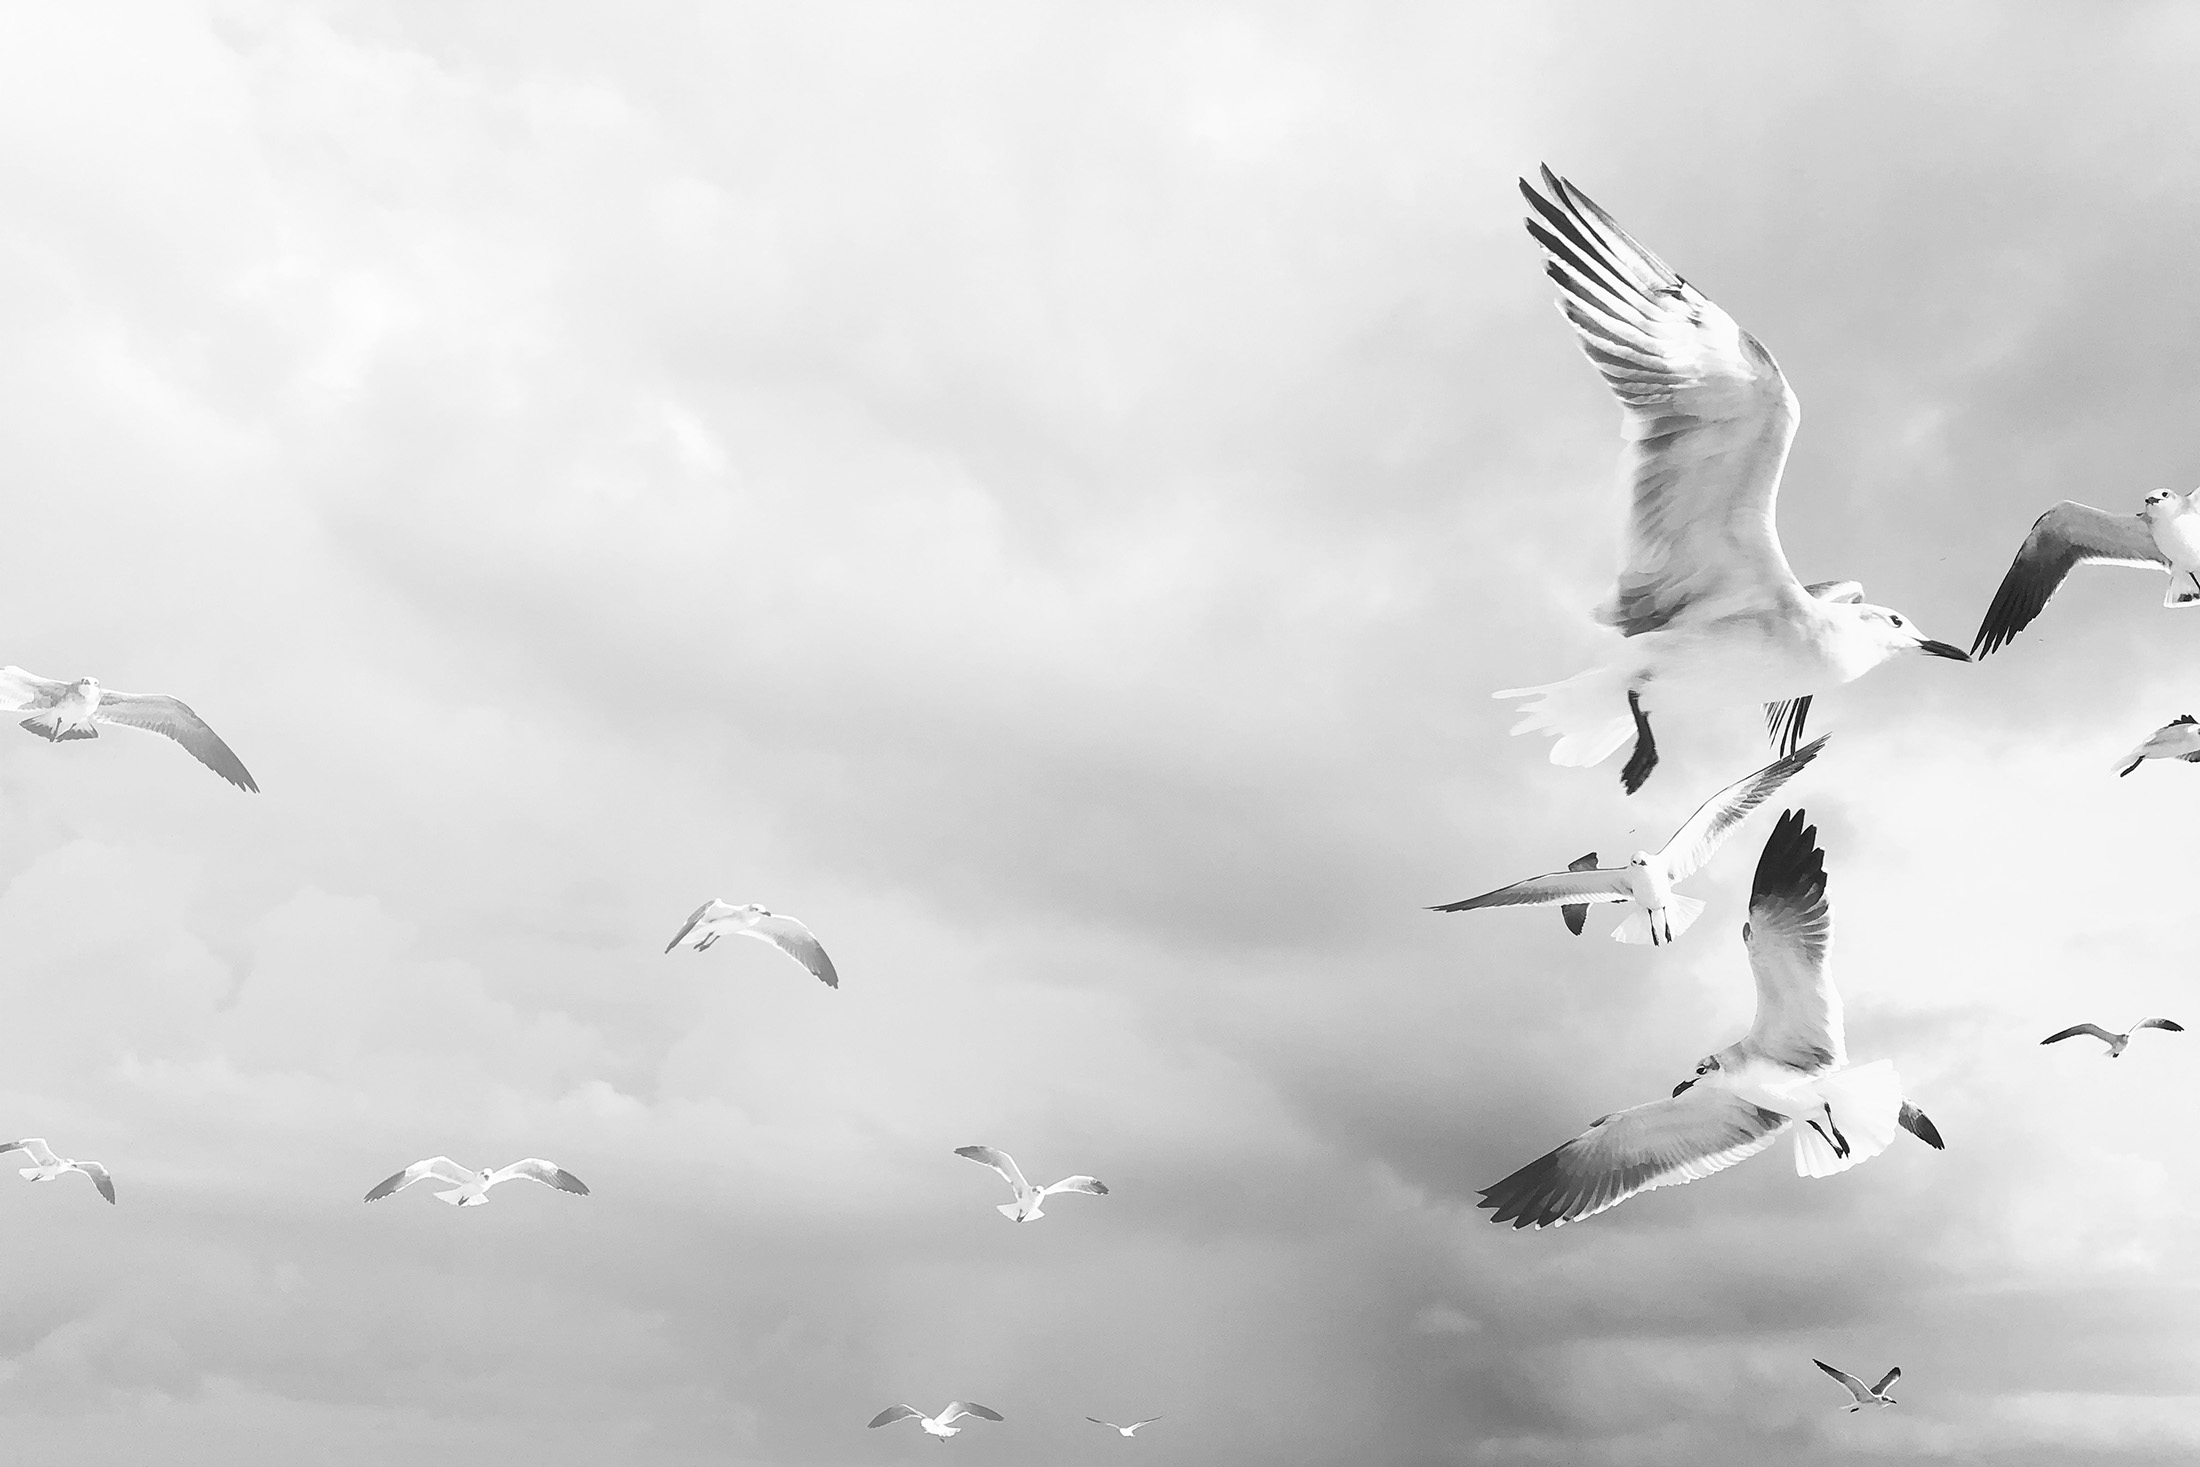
867;1402;1004;1439
1088;1416;1163;1437
1495;168;1966;794
1479;811;1926;1229
2040;1017;2184;1058
363;1156;589;1207
954;1145;1107;1222
0;1138;115;1204
1971;490;2200;657
663;900;838;988
1814;1359;1899;1411
1432;735;1825;945
2116;715;2200;776
0;667;256;791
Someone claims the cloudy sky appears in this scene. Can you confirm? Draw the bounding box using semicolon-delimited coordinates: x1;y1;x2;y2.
2;2;2198;1463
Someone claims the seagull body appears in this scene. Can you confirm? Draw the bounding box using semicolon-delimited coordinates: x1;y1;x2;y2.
363;1156;589;1207
954;1145;1107;1222
0;667;257;791
1815;1359;1899;1411
2040;1017;2183;1058
1972;491;2200;657
664;899;838;988
868;1402;1004;1439
0;1138;115;1204
1496;168;1965;793
1479;810;1927;1228
1432;735;1825;945
2116;715;2200;776
1088;1416;1163;1437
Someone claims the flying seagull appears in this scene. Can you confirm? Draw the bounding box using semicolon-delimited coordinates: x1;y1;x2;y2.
663;900;838;988
1495;168;1966;794
0;1138;115;1204
2115;715;2200;776
1970;490;2200;657
2040;1017;2183;1058
954;1145;1107;1222
868;1402;1004;1439
1432;734;1825;945
363;1156;590;1207
1814;1360;1899;1411
1088;1416;1163;1437
0;667;256;791
1479;810;1925;1228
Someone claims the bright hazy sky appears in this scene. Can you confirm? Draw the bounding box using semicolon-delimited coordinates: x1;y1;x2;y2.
1;3;2197;1464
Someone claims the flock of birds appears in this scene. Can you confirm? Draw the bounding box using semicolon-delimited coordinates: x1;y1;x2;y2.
1435;166;2189;1414
3;162;2190;1440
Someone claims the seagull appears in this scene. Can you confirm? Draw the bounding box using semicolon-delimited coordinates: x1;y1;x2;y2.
1088;1416;1163;1437
1814;1359;1899;1411
1478;810;1922;1228
663;900;838;988
2115;715;2200;776
0;667;256;791
0;1138;115;1204
2040;1017;2184;1058
363;1156;590;1206
954;1145;1107;1222
1495;168;1967;794
1970;490;2200;657
867;1402;1004;1439
1431;734;1825;945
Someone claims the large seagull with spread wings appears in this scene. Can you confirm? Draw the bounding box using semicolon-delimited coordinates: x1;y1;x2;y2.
1495;168;1966;793
0;667;256;791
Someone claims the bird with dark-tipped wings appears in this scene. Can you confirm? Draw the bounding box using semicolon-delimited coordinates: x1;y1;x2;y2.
2041;1017;2183;1059
0;666;256;790
1814;1359;1899;1410
1970;489;2200;657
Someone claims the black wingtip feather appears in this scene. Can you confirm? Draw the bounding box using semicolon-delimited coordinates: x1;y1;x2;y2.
1751;809;1826;907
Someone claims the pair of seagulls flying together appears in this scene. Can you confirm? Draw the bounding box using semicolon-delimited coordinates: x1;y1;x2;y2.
0;1138;114;1204
2040;1017;2182;1058
1495;168;1968;793
1478;810;1943;1228
664;900;839;987
364;1157;589;1206
1433;734;1825;945
868;1402;1004;1439
955;1146;1107;1222
0;667;256;791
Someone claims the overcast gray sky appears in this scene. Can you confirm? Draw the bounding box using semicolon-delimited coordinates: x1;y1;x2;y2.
0;2;2197;1463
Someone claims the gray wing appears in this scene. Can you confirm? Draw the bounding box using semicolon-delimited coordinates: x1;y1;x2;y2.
72;1161;116;1204
1659;735;1828;882
941;1403;1003;1424
1041;1175;1107;1197
0;668;71;711
868;1406;921;1429
364;1156;469;1202
742;914;839;988
1814;1359;1872;1403
1739;811;1842;1071
1971;502;2167;657
2135;1017;2184;1034
2040;1024;2117;1047
954;1145;1028;1194
1871;1366;1901;1395
1477;1083;1788;1229
91;690;258;792
1430;865;1631;914
493;1159;590;1195
1560;852;1600;935
0;1138;59;1167
664;899;722;953
1897;1102;1944;1150
1521;167;1803;636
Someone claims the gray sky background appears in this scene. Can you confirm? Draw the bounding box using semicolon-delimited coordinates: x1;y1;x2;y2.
0;2;2196;1463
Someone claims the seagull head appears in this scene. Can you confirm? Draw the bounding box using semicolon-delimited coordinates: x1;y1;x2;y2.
2143;489;2176;517
1848;604;1968;665
1673;1054;1722;1095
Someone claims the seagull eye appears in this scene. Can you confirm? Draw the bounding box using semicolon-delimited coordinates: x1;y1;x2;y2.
1890;615;1904;628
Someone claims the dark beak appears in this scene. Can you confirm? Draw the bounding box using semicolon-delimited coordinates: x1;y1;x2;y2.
1916;639;1970;662
1671;1077;1697;1097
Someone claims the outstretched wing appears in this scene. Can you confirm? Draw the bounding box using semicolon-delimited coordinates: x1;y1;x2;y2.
0;1138;61;1167
940;1402;1003;1424
2040;1024;2117;1048
1659;735;1828;882
492;1159;590;1195
1041;1175;1107;1197
1521;166;1802;636
2135;1017;2184;1034
1560;852;1601;935
1126;1416;1163;1430
742;913;840;988
1476;1083;1788;1229
364;1156;471;1202
664;899;724;953
1814;1359;1872;1403
867;1406;921;1429
954;1145;1028;1194
1970;502;2166;658
91;690;258;791
1429;865;1631;914
0;668;72;711
1871;1366;1901;1395
1740;811;1842;1071
71;1161;116;1204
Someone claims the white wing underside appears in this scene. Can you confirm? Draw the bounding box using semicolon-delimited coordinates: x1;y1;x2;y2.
1741;814;1843;1070
955;1145;1029;1194
1658;735;1827;881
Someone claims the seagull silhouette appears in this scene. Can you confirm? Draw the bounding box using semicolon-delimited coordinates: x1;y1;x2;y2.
1088;1416;1163;1437
954;1145;1107;1222
663;900;838;987
0;1138;115;1203
363;1156;589;1206
868;1402;1004;1439
1815;1359;1899;1411
1971;489;2200;657
0;667;256;790
2041;1018;2183;1058
2115;715;2200;777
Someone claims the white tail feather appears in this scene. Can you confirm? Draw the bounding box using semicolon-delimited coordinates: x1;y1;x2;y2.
1493;665;1635;768
1793;1060;1904;1178
2164;572;2200;608
1610;894;1706;946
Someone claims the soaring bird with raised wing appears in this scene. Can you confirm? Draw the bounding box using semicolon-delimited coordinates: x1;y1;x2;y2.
868;1402;1004;1439
1815;1360;1899;1411
2041;1017;2183;1058
1088;1416;1163;1438
2115;715;2200;776
363;1156;590;1207
1479;811;1927;1228
1971;490;2200;657
1432;735;1825;945
954;1145;1107;1223
0;667;256;791
1495;168;1966;794
0;1138;115;1204
664;900;838;988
